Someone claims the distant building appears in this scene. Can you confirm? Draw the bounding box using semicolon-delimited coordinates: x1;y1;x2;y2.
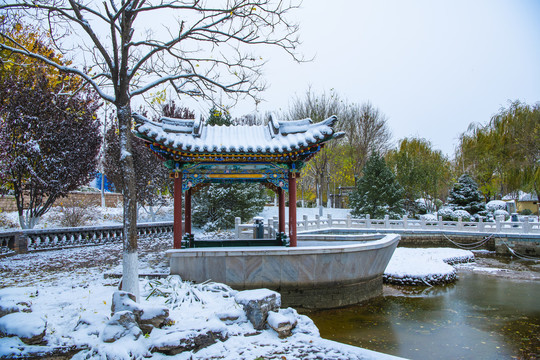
502;191;539;215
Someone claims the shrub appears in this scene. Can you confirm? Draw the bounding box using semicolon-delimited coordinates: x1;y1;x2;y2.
486;200;507;213
493;209;510;220
0;212;18;229
50;199;100;227
453;209;472;221
519;209;533;215
437;207;454;221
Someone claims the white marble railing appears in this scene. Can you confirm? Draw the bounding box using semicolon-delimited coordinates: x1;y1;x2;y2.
236;214;540;237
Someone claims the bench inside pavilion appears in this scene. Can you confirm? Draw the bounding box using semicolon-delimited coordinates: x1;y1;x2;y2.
132;112;343;248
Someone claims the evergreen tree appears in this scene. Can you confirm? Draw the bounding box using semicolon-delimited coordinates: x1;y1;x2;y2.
192;107;267;231
447;174;485;215
349;152;405;219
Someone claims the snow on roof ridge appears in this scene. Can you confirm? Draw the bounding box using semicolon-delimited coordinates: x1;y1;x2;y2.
133;113;340;154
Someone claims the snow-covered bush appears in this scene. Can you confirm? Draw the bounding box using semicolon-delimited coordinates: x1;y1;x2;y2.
486;200;507;213
493;209;510;220
420;213;438;221
0;212;18;229
415;199;428;215
452;209;472;222
48;199;100;227
437;207;454;221
447;174;485;215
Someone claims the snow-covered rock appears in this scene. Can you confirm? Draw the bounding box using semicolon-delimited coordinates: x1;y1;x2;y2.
234;289;281;330
267;308;298;338
384;248;474;286
101;310;142;343
0;312;47;345
111;290;169;334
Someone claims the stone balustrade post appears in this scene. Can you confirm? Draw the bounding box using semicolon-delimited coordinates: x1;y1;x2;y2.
366;214;371;229
235;217;241;239
495;216;502;232
403;215;408;229
421;217;426;229
458;217;463;230
384;215;389;228
523;216;530;233
327;214;332;228
347;214;352;228
267;218;274;238
303;215;309;231
478;218;484;232
315;215;321;229
439;216;443;230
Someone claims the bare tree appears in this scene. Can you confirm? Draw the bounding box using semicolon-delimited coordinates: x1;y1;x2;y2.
0;1;301;300
288;89;343;212
340;102;392;181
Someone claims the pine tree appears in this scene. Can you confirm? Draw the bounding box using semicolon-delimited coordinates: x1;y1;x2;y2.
192;107;267;231
349;152;405;219
447;174;485;215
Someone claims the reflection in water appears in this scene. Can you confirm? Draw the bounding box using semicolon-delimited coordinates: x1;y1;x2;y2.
306;272;540;360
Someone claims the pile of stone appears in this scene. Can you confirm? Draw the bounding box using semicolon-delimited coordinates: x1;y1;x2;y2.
0;289;46;346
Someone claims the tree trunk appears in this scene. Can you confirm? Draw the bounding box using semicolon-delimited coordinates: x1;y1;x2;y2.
116;103;139;301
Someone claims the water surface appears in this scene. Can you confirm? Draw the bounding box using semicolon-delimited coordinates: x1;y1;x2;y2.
307;271;540;359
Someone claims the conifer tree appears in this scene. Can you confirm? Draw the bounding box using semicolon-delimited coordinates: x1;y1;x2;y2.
349;152;405;219
447;174;485;215
192;108;267;231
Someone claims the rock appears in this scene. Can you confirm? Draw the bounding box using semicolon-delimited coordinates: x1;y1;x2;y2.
101;311;142;343
234;289;281;330
139;305;169;334
267;309;298;338
151;329;228;355
0;312;47;345
0;288;35;317
111;291;143;319
110;290;170;334
216;309;243;323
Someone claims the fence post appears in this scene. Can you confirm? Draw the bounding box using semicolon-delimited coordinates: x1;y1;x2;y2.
366;214;371;229
327;214;333;228
315;215;321;229
523;216;530;233
303;215;309;231
267;218;274;238
403;215;408;229
235;217;241;239
384;215;389;228
347;214;352;228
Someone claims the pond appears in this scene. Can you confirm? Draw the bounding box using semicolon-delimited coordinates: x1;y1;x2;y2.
307;265;540;360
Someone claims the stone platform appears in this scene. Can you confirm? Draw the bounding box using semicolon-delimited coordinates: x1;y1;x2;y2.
166;234;400;309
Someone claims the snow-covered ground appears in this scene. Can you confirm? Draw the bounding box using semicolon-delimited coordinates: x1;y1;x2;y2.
1;232;405;360
0;205;491;359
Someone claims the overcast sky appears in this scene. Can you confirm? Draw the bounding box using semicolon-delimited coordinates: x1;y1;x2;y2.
226;0;540;157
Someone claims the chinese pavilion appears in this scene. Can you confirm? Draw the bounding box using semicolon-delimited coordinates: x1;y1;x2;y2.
132;112;344;248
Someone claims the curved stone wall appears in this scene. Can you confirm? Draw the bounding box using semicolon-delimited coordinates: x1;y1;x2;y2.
167;234;400;309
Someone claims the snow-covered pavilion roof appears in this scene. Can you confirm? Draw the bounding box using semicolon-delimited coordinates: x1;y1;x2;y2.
133;113;343;156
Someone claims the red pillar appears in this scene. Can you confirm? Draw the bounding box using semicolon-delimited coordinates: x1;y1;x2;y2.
278;188;285;234
185;188;192;234
288;172;297;247
173;174;183;249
